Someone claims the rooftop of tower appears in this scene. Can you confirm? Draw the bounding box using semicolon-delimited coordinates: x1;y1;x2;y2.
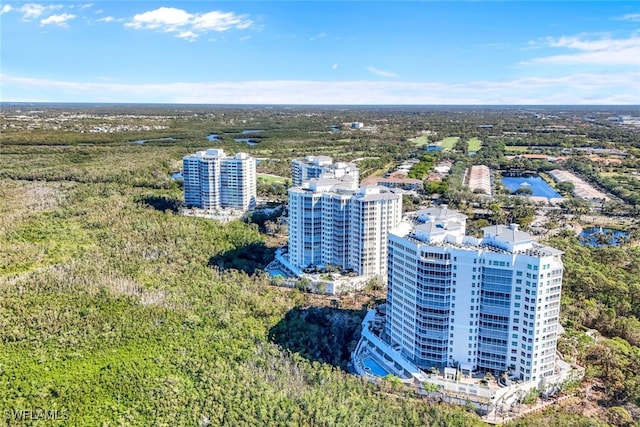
392;206;563;258
352;185;402;201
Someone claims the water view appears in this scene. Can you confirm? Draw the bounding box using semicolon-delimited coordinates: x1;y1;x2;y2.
234;138;258;146
501;176;561;199
580;227;630;247
208;131;262;144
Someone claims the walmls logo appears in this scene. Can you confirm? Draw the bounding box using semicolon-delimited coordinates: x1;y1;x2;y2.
4;408;69;421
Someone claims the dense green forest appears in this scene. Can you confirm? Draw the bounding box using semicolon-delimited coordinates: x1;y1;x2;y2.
1;105;639;425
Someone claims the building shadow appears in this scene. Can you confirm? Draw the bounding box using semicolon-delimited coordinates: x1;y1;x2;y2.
208;242;275;276
136;194;181;213
268;306;366;371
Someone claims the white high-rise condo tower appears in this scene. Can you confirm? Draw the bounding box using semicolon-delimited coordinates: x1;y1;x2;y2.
386;206;563;382
287;159;401;280
183;149;256;211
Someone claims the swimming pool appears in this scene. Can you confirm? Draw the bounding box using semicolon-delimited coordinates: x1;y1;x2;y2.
501;176;561;199
363;357;391;377
267;268;287;278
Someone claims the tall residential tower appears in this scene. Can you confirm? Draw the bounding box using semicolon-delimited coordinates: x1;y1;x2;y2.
183;149;256;211
287;168;401;279
386;207;563;382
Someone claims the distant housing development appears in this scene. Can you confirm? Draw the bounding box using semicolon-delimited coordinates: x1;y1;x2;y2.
467;165;492;195
352;207;578;414
548;169;609;202
183;149;257;211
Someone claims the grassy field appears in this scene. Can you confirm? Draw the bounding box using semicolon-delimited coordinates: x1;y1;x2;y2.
439;136;460;150
409;135;430;147
257;173;288;184
505;145;530;153
467;137;482;152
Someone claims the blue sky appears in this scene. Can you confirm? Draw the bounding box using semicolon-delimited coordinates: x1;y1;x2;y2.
1;1;639;104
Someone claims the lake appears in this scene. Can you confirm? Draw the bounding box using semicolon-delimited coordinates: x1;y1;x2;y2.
580;227;629;247
206;134;221;141
501;176;561;199
234;138;258;146
130;137;178;144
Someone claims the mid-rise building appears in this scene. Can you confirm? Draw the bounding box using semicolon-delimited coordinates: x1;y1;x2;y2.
183;149;256;211
291;156;359;189
386;207;563;382
287;175;401;279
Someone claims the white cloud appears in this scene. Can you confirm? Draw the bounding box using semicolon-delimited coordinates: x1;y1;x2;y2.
618;13;640;22
0;4;12;15
40;13;76;27
3;72;637;105
310;32;327;41
177;30;198;41
126;7;191;31
19;3;46;19
524;35;640;66
367;66;399;78
97;16;115;23
332;64;338;70
18;3;62;20
125;7;252;39
192;10;252;31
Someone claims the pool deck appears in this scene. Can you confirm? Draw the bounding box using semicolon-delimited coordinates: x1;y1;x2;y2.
266;248;370;295
351;306;584;418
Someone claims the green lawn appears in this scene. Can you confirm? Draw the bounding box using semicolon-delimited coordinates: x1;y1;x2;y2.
505;145;530;153
409;135;430;147
439;137;460;150
258;173;287;184
467;137;482;152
